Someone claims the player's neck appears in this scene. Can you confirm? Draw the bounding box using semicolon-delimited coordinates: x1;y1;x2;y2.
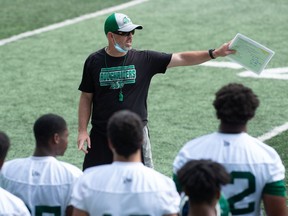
219;122;247;134
188;203;217;216
33;146;56;157
113;150;141;162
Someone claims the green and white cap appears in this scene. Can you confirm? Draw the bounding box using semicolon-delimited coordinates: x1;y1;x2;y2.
104;13;143;35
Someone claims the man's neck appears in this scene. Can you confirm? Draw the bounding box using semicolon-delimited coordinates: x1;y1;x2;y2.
105;46;126;57
219;122;247;134
33;147;55;157
113;151;141;162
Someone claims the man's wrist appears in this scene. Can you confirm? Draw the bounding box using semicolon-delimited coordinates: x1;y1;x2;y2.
208;49;216;59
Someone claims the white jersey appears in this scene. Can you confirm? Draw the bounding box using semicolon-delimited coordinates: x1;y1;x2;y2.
0;156;82;216
71;161;180;215
173;132;285;216
0;187;31;216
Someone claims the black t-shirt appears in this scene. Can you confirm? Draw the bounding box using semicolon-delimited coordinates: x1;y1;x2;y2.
79;48;172;133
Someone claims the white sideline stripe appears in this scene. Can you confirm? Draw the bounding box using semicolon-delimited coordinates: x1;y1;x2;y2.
257;122;288;142
201;61;243;69
0;0;149;46
238;67;288;80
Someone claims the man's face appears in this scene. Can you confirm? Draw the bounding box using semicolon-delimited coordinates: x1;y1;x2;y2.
112;30;135;51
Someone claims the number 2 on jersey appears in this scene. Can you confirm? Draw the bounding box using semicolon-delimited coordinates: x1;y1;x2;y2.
228;171;256;215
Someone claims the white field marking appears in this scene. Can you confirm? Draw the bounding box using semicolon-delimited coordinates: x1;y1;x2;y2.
200;61;243;69
0;0;149;46
257;123;288;142
238;67;288;80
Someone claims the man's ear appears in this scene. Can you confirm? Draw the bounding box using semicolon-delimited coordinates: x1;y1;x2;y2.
107;32;115;41
53;133;60;145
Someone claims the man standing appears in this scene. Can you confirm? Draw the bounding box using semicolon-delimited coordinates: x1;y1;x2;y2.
0;114;82;216
173;83;287;216
72;110;180;215
77;12;235;170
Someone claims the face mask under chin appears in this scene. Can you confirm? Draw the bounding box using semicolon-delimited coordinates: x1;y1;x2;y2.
114;43;128;53
113;36;129;53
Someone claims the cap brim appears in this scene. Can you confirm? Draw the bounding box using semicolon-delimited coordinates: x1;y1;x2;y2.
119;24;143;32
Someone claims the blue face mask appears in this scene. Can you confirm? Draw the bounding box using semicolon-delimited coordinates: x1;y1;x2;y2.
113;36;128;53
114;43;128;53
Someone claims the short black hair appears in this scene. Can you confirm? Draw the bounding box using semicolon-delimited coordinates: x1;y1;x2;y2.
33;113;67;145
107;110;143;158
213;83;259;125
177;159;230;205
0;131;10;161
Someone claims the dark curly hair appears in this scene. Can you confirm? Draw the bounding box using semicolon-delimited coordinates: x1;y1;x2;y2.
213;83;259;125
107;110;143;158
177;159;230;205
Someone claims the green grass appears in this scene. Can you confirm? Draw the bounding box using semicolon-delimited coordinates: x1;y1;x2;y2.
0;0;130;39
0;0;288;186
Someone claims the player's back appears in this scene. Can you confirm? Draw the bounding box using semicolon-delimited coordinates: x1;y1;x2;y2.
173;132;285;216
0;156;82;216
71;161;180;215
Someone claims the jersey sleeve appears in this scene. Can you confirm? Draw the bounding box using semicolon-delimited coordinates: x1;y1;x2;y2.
145;50;172;75
263;180;286;197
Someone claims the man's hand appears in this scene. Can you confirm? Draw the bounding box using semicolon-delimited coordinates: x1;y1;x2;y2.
77;131;91;154
213;42;236;58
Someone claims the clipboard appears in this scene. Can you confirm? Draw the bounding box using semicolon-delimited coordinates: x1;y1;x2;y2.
227;33;275;74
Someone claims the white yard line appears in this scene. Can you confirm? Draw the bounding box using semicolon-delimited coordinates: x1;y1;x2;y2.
257;123;288;142
0;0;149;46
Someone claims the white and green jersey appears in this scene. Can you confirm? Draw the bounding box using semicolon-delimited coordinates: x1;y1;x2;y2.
173;132;286;216
0;156;82;216
0;187;31;215
71;161;180;215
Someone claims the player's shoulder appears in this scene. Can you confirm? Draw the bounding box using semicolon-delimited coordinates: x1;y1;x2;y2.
141;166;176;187
174;133;214;161
1;157;29;173
2;157;27;166
181;133;216;148
245;134;282;161
58;161;83;177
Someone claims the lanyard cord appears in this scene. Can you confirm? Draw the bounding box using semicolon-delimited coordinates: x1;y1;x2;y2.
104;49;127;102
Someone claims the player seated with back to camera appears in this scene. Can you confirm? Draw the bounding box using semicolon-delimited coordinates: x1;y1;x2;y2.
177;159;231;216
0;114;83;216
173;83;288;216
71;110;180;216
0;131;30;215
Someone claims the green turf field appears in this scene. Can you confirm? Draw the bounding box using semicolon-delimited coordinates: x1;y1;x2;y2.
0;0;288;188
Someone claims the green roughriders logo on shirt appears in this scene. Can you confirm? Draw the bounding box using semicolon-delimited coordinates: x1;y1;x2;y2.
99;65;136;89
